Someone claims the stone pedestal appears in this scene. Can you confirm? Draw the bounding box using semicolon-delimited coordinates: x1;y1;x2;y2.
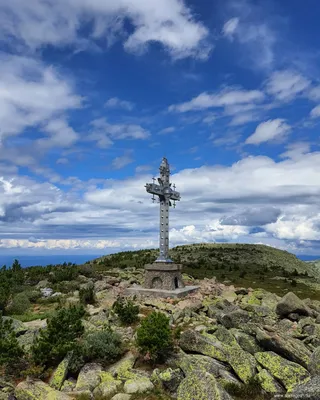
144;262;185;290
126;262;198;299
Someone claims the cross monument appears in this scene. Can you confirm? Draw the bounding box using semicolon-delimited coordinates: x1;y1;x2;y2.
145;157;180;263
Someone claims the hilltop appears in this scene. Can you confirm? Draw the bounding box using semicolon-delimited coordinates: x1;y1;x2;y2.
88;243;320;300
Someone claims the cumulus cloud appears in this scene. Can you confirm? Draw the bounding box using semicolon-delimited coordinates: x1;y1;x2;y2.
0;54;82;143
169;87;264;113
245;119;291;145
87;118;150;148
112;154;134;170
222;17;240;39
2;150;320;253
265;70;311;102
105;97;134;111
0;0;210;60
159;127;176;134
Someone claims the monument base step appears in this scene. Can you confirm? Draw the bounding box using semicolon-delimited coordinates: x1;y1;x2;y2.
125;285;199;299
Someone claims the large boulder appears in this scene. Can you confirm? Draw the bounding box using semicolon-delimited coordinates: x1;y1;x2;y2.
179;330;227;362
110;395;132;400
123;377;153;394
49;353;73;391
177;371;232;400
256;369;285;394
157;368;184;393
218;309;250;329
254;326;312;368
15;380;71;400
75;363;102;392
290;376;320;399
309;346;320;375
276;292;310;318
107;352;137;380
230;330;263;355
255;351;310;391
93;377;122;400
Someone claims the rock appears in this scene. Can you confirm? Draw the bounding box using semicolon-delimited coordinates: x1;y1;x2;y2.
88;311;108;328
23;319;47;331
3;317;27;335
15;379;71;400
254;326;312;368
60;379;76;392
218;309;250;329
179;330;227;362
256;369;285;394
255;351;310;391
276;292;310;318
290;376;320;399
181;330;257;384
17;331;37;350
94;280;112;292
177;299;203;313
40;288;53;297
220;289;237;303
157;368;184;392
75;363;102;392
230;330;262;355
93;378;122;399
110;395;132;400
36;280;49;289
123;377;153;394
309;346;320;375
235;288;249;295
107;352;137;380
177;371;232;400
50;352;73;390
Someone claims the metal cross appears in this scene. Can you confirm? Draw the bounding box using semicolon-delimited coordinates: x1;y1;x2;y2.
145;157;181;262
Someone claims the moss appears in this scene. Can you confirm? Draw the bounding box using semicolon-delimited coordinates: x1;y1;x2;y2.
255;351;310;391
256;369;284;394
100;372;116;382
50;353;72;390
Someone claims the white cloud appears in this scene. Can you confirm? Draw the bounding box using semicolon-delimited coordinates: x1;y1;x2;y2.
169;87;264;112
222;17;240;39
308;86;320;101
0;0;210;60
159;127;176;134
105;97;134;111
310;105;320;119
246;119;291;145
112;154;134;170
3;151;320;252
280;142;311;160
265;70;311;102
0;55;82;144
87;118;150;148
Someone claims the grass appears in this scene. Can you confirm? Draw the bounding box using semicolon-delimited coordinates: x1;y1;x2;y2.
88;243;320;300
12;310;54;322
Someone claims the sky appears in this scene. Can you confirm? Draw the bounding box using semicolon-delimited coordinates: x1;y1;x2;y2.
1;0;320;257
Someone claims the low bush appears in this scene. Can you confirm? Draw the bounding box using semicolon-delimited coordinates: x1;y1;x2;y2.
25;290;41;303
31;305;85;366
49;266;78;284
6;293;31;315
79;283;96;305
0;312;24;366
83;329;122;366
136;311;173;363
112;296;139;325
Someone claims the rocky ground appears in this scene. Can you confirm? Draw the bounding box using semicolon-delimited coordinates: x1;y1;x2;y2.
2;268;320;400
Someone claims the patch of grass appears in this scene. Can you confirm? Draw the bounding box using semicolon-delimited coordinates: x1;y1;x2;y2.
12;310;54;322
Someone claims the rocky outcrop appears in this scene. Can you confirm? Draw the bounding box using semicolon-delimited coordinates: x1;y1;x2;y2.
177;370;232;400
255;351;310;391
50;352;73;390
276;292;311;317
290;376;320;400
15;380;71;400
75;363;102;392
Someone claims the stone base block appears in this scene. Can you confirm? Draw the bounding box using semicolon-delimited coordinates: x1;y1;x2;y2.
144;262;185;290
126;285;199;299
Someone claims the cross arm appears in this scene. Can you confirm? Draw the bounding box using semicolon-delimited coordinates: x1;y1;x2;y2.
145;183;163;196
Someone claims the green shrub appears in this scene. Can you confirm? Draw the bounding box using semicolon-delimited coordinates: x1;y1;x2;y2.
49;266;78;284
0;312;24;365
31;305;85;366
83;329;122;366
25;290;41;303
7;293;31;315
79;283;96;305
136;311;173;363
112;296;139;325
0;284;11;313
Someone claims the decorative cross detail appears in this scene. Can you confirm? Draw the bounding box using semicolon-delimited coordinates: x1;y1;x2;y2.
145;157;181;262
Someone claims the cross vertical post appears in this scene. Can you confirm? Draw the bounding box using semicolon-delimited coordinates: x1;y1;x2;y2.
145;157;180;263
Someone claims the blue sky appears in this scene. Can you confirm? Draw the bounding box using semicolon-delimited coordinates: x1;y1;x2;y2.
1;0;320;256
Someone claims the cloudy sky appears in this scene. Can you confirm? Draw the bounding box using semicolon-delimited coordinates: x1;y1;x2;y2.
1;0;320;256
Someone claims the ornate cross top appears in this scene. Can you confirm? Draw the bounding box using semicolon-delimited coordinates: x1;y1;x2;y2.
145;157;180;263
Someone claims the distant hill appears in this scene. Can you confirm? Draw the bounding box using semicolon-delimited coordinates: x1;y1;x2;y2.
88;243;320;299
